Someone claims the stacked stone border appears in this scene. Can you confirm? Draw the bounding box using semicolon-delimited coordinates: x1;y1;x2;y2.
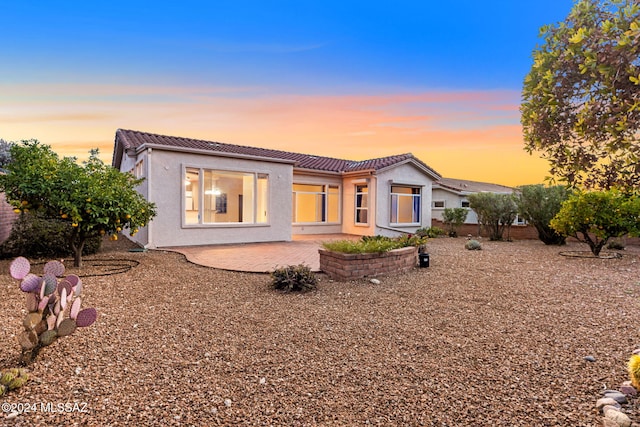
319;246;417;281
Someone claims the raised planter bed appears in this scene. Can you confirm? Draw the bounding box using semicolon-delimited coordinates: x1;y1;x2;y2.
318;246;418;281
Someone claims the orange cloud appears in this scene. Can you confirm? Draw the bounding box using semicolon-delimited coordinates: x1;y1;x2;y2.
0;83;548;185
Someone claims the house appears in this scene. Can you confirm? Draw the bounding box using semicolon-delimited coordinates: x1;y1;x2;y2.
431;177;518;224
112;129;442;248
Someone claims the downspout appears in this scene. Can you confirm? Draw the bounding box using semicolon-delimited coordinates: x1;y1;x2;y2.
145;148;154;249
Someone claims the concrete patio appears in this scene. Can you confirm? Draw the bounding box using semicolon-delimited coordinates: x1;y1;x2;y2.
164;234;359;273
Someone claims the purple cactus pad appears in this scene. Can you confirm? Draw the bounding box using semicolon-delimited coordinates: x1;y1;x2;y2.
43;260;65;277
70;297;82;320
10;257;30;280
20;274;42;293
57;280;73;298
76;308;97;327
42;274;57;296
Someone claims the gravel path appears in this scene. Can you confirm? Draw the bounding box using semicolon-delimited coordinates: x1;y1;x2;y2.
0;237;638;426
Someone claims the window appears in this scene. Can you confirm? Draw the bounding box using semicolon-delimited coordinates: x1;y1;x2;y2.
134;160;144;178
391;185;421;224
461;200;470;208
433;200;445;209
292;184;340;223
184;168;268;225
355;184;368;224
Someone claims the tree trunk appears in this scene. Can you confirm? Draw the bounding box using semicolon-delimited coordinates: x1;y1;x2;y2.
70;235;86;268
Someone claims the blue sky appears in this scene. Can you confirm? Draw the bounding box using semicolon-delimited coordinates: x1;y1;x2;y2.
0;1;576;185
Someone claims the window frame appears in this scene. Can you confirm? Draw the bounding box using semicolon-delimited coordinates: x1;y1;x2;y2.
292;183;341;224
390;184;422;226
354;184;369;225
183;165;269;227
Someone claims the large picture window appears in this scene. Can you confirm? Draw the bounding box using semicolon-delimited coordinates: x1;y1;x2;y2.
390;185;421;225
184;167;268;225
355;184;368;224
292;183;339;223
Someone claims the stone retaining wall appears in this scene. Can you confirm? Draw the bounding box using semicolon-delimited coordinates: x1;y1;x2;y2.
319;246;418;281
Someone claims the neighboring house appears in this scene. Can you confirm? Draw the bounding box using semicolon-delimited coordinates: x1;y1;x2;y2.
112;129;442;248
432;177;520;224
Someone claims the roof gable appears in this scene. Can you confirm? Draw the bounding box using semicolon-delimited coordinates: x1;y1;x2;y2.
113;129;441;179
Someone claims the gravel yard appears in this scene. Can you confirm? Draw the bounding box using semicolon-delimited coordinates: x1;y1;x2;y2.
0;237;639;426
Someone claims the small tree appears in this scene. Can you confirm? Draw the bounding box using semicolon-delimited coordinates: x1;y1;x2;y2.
550;189;640;256
0;140;157;267
441;207;468;237
516;184;571;245
468;193;518;241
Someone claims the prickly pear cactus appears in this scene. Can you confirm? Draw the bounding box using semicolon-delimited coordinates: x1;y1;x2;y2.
8;257;98;365
629;354;640;389
0;368;29;395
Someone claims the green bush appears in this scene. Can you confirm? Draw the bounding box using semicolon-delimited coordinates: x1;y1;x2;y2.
442;208;468;237
0;213;102;259
323;234;426;254
465;239;482;250
516;184;570;245
271;264;318;292
416;226;445;238
606;239;625;250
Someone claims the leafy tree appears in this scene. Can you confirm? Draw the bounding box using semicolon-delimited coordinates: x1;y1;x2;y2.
441;207;468;237
516;184;571;245
550;189;640;256
0;140;156;267
521;0;640;190
468;193;518;241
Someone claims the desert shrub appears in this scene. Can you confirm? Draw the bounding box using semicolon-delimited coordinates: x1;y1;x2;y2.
442;207;468;237
465;239;482;250
271;264;318;292
468;192;518;241
416;226;445;238
607;239;626;250
516;184;570;245
323;234;426;254
0;213;102;259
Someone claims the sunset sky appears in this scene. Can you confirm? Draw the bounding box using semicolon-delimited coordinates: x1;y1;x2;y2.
1;1;575;186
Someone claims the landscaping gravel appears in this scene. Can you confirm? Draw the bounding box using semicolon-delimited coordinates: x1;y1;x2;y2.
0;237;639;426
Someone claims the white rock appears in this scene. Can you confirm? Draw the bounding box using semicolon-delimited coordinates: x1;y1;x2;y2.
224;398;232;407
259;377;266;385
6;411;20;420
370;279;381;285
75;366;82;375
604;409;631;427
596;397;619;410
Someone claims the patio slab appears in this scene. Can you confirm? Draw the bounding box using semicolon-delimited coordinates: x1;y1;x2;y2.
163;234;359;273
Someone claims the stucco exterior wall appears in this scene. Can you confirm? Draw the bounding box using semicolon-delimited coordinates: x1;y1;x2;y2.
374;164;435;237
117;150;151;246
431;189;478;223
141;149;293;248
341;175;376;236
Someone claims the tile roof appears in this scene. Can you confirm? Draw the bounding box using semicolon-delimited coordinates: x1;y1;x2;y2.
114;129;441;178
434;177;514;194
